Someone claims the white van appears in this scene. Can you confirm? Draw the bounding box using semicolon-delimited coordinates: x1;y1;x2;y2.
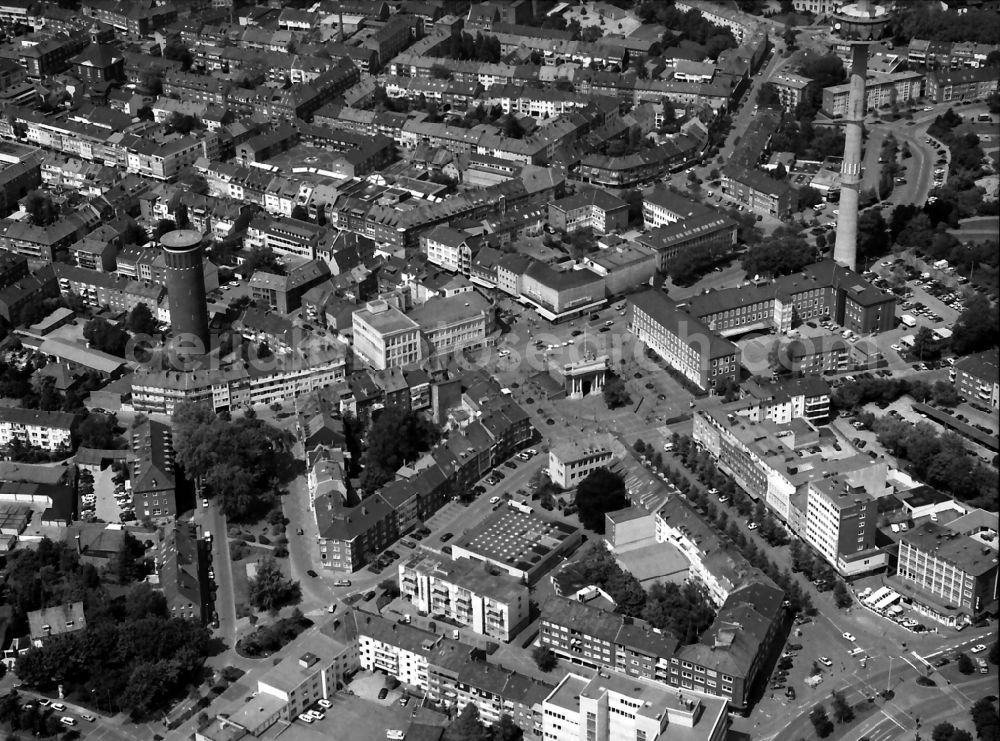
387;731;406;740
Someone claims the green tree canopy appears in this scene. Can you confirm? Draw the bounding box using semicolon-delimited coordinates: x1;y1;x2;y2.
575;468;629;534
248;557;301;615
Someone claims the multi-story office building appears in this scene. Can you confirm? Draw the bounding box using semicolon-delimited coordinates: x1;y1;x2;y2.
636;212;739;272
397;549;530;642
806;473;886;577
408;292;493;358
953;349;999;409
548;439;615;489
896;520;999;626
542;670;729;741
352;300;422;370
628;290;740;393
520;262;605;323
0;407;74;452
821;71;924;116
547;189;628;235
642;189;708;230
681;261;896;337
720;167;792;218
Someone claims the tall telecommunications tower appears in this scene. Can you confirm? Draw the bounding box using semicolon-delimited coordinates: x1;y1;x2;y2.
830;1;893;272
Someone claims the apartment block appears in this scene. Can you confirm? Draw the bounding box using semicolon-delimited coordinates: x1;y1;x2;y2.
741;375;831;424
770;72;814;112
257;647;348;721
352;300;422;370
628;290;740;393
953;349;999;409
821;71;924;116
130;419;177;522
539;596;676;681
420;225;481;275
0;407;74;452
671;583;785;711
927;67;1000;103
398;549;529;642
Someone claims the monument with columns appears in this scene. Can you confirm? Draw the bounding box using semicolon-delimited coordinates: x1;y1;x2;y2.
557;355;609;399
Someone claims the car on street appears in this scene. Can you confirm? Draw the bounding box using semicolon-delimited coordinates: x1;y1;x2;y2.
399;696;409;706
747;522;758;530
59;718;76;727
378;688;389;700
971;644;988;653
490;496;501;504
441;532;453;543
202;498;209;508
363;591;376;601
819;656;833;667
51;703;65;712
307;569;318;578
333;579;351;587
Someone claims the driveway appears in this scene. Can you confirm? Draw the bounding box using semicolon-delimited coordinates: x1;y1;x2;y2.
93;464;121;523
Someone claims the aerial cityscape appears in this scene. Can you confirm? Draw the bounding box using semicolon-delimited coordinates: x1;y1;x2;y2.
0;0;995;740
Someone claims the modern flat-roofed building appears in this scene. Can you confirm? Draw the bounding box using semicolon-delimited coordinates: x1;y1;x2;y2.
642;188;709;229
0;407;74;452
895;521;998;627
408;291;493;358
397;548;530;641
806;473;885;577
542;670;729;741
451;508;583;585
352;300;422;370
628;290;740;393
520;262;605;323
953;349;999;409
548;439;615;489
770;72;814;111
257;639;351;721
547;189;628;235
636;212;738;272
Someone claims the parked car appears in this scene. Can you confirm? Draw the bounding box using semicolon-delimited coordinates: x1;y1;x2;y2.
378;688;389;700
440;532;454;543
